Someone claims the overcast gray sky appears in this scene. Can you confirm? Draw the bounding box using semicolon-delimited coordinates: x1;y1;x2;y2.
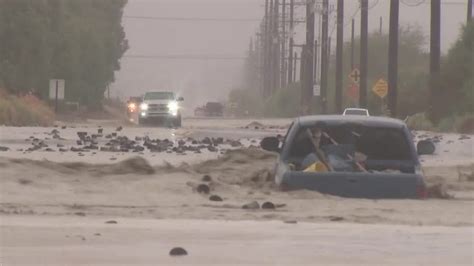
111;0;469;109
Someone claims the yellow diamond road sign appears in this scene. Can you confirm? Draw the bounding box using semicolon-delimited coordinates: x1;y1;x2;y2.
372;78;388;98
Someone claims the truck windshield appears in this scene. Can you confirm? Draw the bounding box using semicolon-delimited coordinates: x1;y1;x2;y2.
289;125;413;172
144;92;175;100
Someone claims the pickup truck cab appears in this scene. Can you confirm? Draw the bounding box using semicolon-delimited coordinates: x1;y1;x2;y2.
139;91;184;127
261;115;428;199
343;108;370;116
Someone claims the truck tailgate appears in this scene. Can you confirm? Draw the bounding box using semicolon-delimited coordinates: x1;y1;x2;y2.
282;172;424;199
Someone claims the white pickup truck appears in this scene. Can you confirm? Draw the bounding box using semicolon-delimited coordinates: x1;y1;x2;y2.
138;91;184;127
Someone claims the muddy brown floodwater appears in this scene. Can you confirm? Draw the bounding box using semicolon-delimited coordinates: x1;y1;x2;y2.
0;118;473;265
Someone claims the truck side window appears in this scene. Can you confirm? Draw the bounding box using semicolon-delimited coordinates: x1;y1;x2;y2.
280;122;294;150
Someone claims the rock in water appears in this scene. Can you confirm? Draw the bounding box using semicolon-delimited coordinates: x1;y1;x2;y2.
196;184;210;194
242;201;260;210
0;146;9;151
116;126;123;132
169;247;188;256
328;216;344;222
202;175;212;182
417;140;436;155
105;220;117;224
261;202;275;209
209;195;223;202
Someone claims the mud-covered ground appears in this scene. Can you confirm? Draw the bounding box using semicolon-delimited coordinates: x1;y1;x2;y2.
0;118;473;265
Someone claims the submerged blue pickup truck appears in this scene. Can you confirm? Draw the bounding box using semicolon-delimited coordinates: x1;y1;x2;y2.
261;115;428;199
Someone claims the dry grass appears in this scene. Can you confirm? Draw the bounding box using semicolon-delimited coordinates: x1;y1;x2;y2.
0;90;55;126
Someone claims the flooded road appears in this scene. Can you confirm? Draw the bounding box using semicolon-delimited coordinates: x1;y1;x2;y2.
0;117;473;265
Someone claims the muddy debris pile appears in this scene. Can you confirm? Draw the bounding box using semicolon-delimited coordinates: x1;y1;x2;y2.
243;121;289;131
11;127;257;156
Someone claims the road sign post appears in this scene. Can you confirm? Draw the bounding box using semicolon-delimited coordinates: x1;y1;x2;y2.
49;79;65;113
313;83;321;96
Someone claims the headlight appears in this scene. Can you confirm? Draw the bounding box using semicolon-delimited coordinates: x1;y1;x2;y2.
168;101;179;112
140;103;148;111
128;103;136;109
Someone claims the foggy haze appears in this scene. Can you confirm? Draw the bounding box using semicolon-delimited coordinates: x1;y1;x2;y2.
111;0;468;111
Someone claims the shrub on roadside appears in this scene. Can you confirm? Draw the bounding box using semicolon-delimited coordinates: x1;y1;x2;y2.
406;113;435;131
0;91;54;126
408;112;474;133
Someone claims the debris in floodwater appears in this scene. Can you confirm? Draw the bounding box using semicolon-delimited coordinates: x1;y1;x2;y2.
209;195;223;202
196;184;210;194
328;216;344;222
242;201;260;210
202;175;212;182
169;247;188;256
261;201;275;209
0;146;9;151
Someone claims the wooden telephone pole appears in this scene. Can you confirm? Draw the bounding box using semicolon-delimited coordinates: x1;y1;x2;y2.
320;0;329;114
303;0;315;114
359;0;369;108
335;0;344;113
388;0;399;117
430;0;441;121
288;0;295;83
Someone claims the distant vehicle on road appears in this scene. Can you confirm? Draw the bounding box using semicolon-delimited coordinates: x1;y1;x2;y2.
139;91;184;127
260;115;428;199
126;96;142;119
194;102;224;117
343;108;370;116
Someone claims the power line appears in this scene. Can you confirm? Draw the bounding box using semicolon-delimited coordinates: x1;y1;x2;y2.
123;54;246;60
400;0;426;7
123;15;260;22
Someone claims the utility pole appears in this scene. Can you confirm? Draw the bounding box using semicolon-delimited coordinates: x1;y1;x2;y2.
468;0;472;22
360;0;369;108
351;18;355;70
335;0;344;113
388;0;399;117
263;0;270;97
281;0;287;87
269;0;275;95
430;0;441;121
288;0;295;84
303;0;315;114
273;0;280;92
294;52;298;82
259;22;265;93
320;0;329;114
379;16;383;35
300;46;306;91
314;40;319;86
264;0;268;97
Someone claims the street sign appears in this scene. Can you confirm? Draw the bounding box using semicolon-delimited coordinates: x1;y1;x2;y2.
49;79;65;100
349;68;360;84
313;84;321;96
347;83;359;100
372;78;388;98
